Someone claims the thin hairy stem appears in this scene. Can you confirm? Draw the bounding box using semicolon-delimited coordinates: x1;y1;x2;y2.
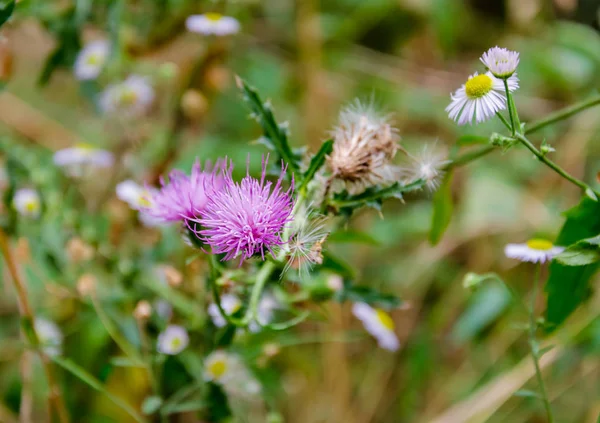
0;229;70;423
504;79;521;135
529;264;554;423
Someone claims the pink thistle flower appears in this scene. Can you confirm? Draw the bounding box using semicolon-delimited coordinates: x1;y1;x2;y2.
141;159;225;223
194;155;295;264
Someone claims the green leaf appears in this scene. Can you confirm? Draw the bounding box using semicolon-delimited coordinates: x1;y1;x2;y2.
429;170;453;245
141;396;163;415
546;198;600;330
338;283;403;309
331;179;425;213
555;246;600;266
321;251;356;279
298;139;333;193
0;1;14;28
51;356;147;423
165;399;206;414
328;229;380;246
237;77;301;172
451;282;511;344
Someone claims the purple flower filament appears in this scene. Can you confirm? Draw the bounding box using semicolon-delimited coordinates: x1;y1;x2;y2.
197;155;295;265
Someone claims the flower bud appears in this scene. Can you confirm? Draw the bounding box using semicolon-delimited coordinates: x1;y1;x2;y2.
0;37;13;84
77;274;97;297
181;89;208;120
66;237;95;263
133;300;152;320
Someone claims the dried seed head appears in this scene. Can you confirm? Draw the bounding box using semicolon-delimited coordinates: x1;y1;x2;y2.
327;100;400;194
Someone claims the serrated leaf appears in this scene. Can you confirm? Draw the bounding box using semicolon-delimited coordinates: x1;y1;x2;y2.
546;197;600;330
321;251;356;279
331;179;425;212
298;139;333;193
429;170;453;245
238;77;301;171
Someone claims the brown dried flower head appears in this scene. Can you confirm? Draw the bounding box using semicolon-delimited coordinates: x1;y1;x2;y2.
67;237;95;263
327;100;400;194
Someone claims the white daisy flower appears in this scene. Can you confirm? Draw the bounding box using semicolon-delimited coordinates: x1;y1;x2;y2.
34;318;63;357
13;188;41;219
408;144;450;191
504;239;564;264
208;294;242;328
480;46;520;79
352;302;400;352
186;13;240;36
446;71;519;126
99;75;155;118
157;324;189;355
53;144;114;177
204;350;235;383
73;40;110;81
327;274;344;292
116;180;163;227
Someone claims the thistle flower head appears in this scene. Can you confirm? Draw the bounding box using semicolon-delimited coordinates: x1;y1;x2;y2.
407;144;450;191
141;159;225;224
480;46;520;79
446;71;519;126
100;75;155;118
196;155;295;264
74;40;110;81
13;188;41;219
327;100;400;195
157;325;189;355
186;13;240;36
283;204;330;278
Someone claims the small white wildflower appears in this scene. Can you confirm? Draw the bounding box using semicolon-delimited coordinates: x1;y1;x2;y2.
116;180;162;227
208;294;242;328
352;302;400;352
34;318;63;357
13;188;41;219
73;40;110;81
186;13;240;36
53;144;114;177
100;75;155;118
204;350;235;383
446;71;519;126
328;100;400;195
157;324;189;355
504;239;564;264
480;46;520;79
408;144;449;191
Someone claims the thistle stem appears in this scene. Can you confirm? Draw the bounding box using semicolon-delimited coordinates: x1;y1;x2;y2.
0;229;70;423
529;263;553;423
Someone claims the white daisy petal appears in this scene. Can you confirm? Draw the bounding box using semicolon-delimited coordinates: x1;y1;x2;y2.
157;325;189;355
74;40;110;81
352;302;400;352
13;188;41;219
480;47;520;79
186;14;240;36
504;239;564;264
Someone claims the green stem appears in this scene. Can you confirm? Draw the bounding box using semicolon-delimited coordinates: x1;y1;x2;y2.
528;263;554;423
525;94;600;135
504;79;521;135
209;255;275;327
514;133;594;195
443;145;495;171
496;112;512;132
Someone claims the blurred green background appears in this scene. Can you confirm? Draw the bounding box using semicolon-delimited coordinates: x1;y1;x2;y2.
1;0;600;422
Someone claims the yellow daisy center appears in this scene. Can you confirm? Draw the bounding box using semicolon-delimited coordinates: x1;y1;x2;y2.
76;143;96;151
204;13;223;22
25;200;39;213
171;337;182;349
208;359;227;378
137;195;151;207
526;238;554;251
119;89;138;106
86;53;101;66
465;74;493;99
375;309;394;330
